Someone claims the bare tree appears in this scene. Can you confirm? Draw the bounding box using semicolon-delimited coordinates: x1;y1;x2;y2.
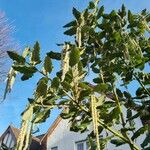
0;11;15;81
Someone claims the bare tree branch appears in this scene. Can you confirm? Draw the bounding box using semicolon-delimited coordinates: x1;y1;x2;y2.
0;11;17;82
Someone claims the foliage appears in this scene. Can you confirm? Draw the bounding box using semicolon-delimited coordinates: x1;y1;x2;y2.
5;0;150;150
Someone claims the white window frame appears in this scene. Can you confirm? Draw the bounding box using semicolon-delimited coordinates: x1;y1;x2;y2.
75;140;88;150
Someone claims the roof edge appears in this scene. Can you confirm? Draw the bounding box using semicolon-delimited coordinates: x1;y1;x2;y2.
40;115;62;144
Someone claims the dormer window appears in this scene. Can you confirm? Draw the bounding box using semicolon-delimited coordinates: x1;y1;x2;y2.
2;132;15;148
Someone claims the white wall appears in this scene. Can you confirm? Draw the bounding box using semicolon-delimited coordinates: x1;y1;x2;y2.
47;115;146;150
47;119;91;150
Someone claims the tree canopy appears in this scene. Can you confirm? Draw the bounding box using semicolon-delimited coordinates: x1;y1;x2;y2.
5;0;150;149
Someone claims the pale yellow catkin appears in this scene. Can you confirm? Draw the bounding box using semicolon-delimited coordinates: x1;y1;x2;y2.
16;121;28;150
61;44;70;82
23;119;32;150
91;95;100;150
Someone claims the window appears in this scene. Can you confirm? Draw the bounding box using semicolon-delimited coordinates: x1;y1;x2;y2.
76;141;88;150
2;132;15;148
2;133;9;145
51;146;58;150
10;139;15;148
6;133;12;147
77;142;84;150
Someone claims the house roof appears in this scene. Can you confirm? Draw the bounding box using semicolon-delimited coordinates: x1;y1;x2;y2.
40;115;62;145
9;125;20;139
0;125;18;142
0;125;42;150
36;134;45;140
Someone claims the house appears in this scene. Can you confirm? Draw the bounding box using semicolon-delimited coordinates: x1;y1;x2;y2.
0;117;92;150
40;114;146;150
0;114;146;150
40;116;91;150
0;125;42;150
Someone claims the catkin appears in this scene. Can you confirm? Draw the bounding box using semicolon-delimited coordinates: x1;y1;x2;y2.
61;44;70;81
16;121;28;150
91;95;100;150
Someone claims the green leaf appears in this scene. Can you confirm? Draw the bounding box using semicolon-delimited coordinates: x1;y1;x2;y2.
127;109;132;119
47;51;61;60
44;56;53;74
36;77;48;97
31;41;41;64
69;47;80;67
112;32;121;43
79;89;91;100
136;87;144;96
61;81;72;91
141;9;147;15
12;65;37;74
72;7;81;20
124;91;132;99
64;27;76;36
28;98;34;104
128;10;136;26
33;109;50;124
103;101;115;108
123;70;133;83
121;127;135;132
94;83;108;93
109;107;120;123
59;99;69;105
110;10;117;18
127;112;140;121
119;4;126;18
116;88;123;98
88;1;95;9
93;77;101;83
92;67;100;73
97;6;104;19
78;122;89;133
141;133;150;148
43;95;59;105
110;139;126;147
7;51;25;64
21;73;33;81
79;82;92;90
131;125;148;141
61;111;75;119
81;25;91;33
63;20;77;28
78;61;83;72
51;77;60;90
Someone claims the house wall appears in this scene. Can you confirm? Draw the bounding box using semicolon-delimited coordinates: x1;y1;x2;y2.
46;114;146;150
47;119;91;150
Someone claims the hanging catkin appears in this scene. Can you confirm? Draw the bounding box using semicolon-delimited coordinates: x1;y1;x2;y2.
16;106;33;150
16;121;28;150
61;44;70;81
23;116;33;150
91;95;100;150
72;13;85;100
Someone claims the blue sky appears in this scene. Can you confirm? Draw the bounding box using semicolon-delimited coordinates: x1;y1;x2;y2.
0;0;150;136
